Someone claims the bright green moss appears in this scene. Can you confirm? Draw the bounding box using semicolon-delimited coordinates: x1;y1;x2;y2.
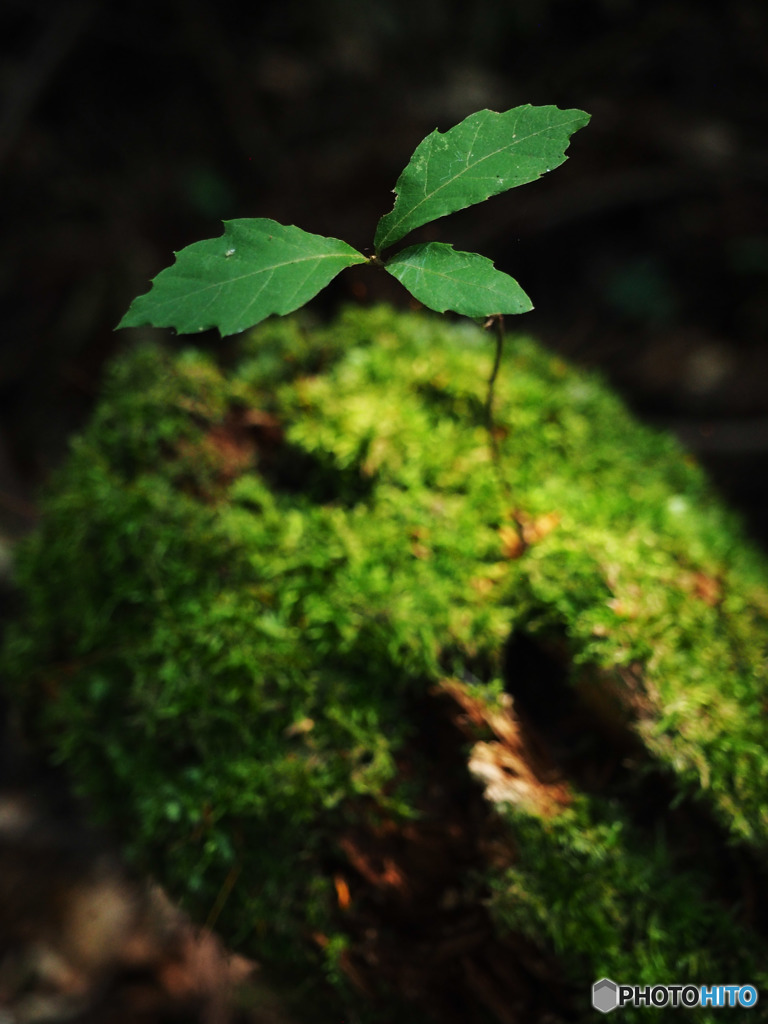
4;306;768;1021
491;798;768;1022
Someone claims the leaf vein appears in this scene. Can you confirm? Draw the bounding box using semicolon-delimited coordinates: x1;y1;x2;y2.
381;112;584;246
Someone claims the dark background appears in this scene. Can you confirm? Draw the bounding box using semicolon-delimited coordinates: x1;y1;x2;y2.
2;0;768;544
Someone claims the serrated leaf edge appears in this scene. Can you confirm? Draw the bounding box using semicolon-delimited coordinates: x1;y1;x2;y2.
375;106;590;253
384;242;533;317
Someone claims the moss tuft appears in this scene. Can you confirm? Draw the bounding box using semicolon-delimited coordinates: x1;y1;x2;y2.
4;306;768;1022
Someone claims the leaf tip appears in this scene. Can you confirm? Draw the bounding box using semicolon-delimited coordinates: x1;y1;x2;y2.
114;305;142;332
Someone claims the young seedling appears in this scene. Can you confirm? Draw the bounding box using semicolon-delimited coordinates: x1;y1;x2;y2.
119;104;589;499
118;104;590;337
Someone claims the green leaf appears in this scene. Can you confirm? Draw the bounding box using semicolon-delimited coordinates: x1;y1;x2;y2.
384;242;533;318
374;105;590;253
117;219;367;337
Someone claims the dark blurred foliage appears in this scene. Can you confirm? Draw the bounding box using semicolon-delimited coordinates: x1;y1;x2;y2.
1;0;768;539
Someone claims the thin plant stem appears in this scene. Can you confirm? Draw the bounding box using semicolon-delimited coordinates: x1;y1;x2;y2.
483;313;509;487
483;314;524;541
484;313;505;439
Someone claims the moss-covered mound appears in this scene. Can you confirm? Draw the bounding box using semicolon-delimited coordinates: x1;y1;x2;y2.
4;306;768;1022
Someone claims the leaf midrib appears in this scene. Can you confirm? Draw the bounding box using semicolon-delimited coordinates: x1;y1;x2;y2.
392;258;515;297
170;249;364;301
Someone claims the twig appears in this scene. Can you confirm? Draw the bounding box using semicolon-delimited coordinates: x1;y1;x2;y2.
205;861;242;933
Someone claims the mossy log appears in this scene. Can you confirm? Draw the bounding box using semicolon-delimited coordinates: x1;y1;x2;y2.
4;306;768;1022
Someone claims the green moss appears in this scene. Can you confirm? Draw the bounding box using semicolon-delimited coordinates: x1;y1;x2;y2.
492;799;768;1021
4;305;768;1021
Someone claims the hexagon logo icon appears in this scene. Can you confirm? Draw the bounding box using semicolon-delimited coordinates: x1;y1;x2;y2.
593;978;619;1013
